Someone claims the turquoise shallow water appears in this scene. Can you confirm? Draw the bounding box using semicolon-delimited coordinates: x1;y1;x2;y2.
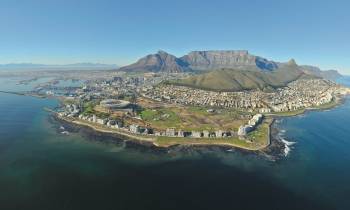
0;77;350;210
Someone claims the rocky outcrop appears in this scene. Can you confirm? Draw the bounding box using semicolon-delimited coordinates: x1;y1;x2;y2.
181;50;278;71
286;59;297;66
119;50;188;73
118;50;343;80
120;50;279;73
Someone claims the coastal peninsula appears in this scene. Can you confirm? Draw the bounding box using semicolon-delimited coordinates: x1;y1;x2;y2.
6;50;349;153
52;53;350;152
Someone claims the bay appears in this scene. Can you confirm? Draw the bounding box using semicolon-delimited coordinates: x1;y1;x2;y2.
0;77;350;210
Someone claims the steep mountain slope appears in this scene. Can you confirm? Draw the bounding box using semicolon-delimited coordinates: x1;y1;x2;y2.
180;50;278;71
300;65;342;80
169;61;318;91
119;51;188;73
119;50;280;73
118;50;342;90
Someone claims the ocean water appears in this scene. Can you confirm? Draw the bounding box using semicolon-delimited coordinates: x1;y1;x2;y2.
0;77;350;210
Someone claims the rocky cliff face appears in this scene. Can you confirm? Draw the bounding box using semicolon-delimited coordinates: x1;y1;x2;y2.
119;50;188;73
119;50;342;80
181;50;278;71
120;50;279;73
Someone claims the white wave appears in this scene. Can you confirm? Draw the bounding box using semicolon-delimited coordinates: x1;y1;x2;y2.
281;138;296;146
284;145;291;156
281;138;296;156
59;126;65;130
107;147;124;153
278;130;286;138
61;131;69;135
278;134;284;139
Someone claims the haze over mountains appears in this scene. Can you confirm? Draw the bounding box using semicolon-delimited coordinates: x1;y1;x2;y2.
1;50;342;91
0;63;118;71
300;65;342;81
120;50;341;77
120;50;342;91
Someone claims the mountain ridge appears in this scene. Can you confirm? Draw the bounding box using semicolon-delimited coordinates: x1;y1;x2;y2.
119;50;188;73
168;66;317;92
180;50;278;71
119;50;342;80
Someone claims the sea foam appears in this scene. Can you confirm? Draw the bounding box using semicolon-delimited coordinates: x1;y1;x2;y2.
281;138;296;156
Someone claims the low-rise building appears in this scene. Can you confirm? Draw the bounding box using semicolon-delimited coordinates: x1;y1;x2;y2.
177;130;185;137
238;125;253;136
203;130;210;138
215;130;223;138
130;124;141;133
107;120;116;127
165;128;176;137
96;118;107;125
192;131;202;138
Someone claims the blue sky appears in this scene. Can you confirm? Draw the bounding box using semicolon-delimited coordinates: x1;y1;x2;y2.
0;0;349;74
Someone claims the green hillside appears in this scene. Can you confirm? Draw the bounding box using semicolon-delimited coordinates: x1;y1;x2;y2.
168;66;317;92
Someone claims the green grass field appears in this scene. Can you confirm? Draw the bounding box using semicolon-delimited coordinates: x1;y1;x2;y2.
247;120;270;147
155;136;254;148
168;67;313;92
140;109;182;128
139;106;248;131
81;101;110;118
154;119;271;150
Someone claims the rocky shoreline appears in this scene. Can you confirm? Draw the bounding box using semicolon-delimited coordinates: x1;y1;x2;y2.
266;95;350;158
50;114;284;160
49;95;349;161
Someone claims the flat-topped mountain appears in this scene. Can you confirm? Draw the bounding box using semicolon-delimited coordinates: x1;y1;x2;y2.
120;50;342;91
119;50;341;80
180;50;278;71
120;50;280;73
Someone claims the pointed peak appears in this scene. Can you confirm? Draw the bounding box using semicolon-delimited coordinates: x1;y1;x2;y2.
287;58;297;66
157;50;170;55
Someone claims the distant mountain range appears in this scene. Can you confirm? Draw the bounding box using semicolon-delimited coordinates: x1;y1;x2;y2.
119;50;342;91
299;65;342;81
119;50;342;78
0;63;118;71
